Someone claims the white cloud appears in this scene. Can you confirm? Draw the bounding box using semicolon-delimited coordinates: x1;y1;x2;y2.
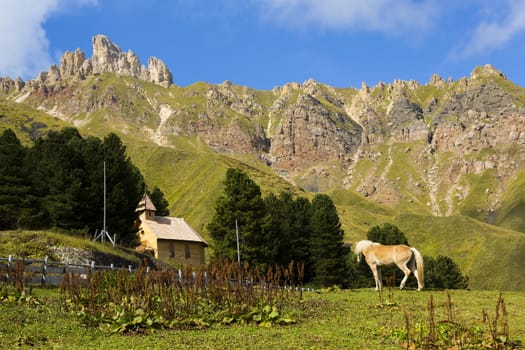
460;0;525;57
257;0;438;34
0;0;97;79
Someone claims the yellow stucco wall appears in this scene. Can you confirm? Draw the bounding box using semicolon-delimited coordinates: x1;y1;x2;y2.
139;226;158;252
157;239;205;266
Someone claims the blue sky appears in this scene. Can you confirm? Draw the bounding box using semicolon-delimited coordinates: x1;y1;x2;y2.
2;0;525;90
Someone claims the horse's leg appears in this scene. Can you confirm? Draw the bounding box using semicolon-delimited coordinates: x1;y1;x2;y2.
369;263;381;291
398;262;412;290
377;266;382;291
409;259;422;291
407;254;423;291
414;269;422;291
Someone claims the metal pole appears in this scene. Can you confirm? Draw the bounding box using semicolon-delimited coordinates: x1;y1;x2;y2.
235;219;240;263
103;160;106;242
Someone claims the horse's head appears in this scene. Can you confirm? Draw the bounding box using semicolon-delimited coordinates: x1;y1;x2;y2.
354;240;377;262
354;240;368;262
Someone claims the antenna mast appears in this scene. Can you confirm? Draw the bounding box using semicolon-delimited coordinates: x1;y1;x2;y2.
236;219;240;263
94;160;115;246
103;160;106;238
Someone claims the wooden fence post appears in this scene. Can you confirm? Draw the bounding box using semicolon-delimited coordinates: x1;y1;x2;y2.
41;255;48;286
7;255;12;280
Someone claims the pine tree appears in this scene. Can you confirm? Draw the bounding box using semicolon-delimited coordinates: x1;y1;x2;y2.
309;194;349;287
28;128;88;231
24;129;144;244
367;223;409;245
102;133;145;245
264;192;311;275
207;168;274;268
149;187;170;216
424;255;469;289
0;129;29;229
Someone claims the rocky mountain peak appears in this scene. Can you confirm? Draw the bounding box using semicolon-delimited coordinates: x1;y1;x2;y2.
27;34;173;88
470;64;507;80
88;34;173;87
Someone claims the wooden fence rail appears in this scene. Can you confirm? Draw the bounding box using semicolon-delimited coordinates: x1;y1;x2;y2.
0;255;137;286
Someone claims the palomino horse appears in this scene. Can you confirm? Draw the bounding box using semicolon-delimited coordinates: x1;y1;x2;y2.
354;240;424;291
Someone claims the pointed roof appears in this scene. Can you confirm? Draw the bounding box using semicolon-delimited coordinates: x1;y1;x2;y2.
135;192;157;213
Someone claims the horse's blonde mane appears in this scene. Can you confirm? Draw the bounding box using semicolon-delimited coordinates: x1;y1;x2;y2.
354;240;381;259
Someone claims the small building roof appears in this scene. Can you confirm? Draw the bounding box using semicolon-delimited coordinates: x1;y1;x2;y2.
141;216;208;247
135;192;157;213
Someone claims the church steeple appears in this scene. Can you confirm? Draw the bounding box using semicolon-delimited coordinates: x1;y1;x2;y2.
135;192;157;220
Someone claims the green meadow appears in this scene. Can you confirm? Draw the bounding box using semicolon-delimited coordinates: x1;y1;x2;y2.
1;287;523;349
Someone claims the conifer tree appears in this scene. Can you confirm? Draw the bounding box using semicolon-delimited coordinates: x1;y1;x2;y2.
149;187;170;216
367;223;409;245
264;192;311;275
102;133;145;245
0;130;29;229
309;194;349;287
424;255;469;289
24;129;144;244
207;168;274;268
28;128;88;230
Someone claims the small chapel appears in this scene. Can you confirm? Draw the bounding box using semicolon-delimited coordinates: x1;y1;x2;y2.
135;193;208;266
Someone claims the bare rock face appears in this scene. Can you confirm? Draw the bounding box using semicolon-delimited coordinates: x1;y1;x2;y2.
89;35;173;86
146;57;172;88
60;48;87;78
470;64;506;80
269;92;362;170
34;35;173;87
0;77;22;93
91;35;123;75
430;83;519;153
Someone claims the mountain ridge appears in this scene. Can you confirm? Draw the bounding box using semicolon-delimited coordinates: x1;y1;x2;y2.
2;36;525;222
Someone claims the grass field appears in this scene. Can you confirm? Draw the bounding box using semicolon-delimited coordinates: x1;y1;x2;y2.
1;287;524;349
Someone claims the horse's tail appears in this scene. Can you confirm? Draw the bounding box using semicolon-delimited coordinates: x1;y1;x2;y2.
411;247;424;290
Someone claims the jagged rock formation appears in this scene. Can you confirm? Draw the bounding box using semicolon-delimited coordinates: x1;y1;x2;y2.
2;34;525;224
0;34;172;91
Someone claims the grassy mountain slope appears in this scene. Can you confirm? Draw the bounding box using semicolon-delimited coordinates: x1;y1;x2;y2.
392;214;525;291
0;98;69;144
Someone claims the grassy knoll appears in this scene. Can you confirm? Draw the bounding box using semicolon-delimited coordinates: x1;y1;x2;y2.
0;288;523;349
0;231;142;266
